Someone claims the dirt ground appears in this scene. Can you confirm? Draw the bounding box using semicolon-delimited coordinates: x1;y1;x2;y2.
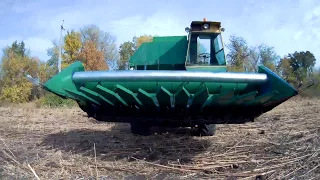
0;97;319;180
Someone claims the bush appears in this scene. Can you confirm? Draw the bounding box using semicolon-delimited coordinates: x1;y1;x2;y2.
35;93;76;108
0;82;33;103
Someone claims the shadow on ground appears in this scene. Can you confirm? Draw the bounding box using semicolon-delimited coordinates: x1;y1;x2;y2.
40;123;211;164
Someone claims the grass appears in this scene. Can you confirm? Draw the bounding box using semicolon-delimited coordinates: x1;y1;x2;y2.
0;96;319;179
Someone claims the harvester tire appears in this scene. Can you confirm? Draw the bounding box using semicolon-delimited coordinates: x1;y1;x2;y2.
77;102;95;118
198;124;216;136
130;121;152;136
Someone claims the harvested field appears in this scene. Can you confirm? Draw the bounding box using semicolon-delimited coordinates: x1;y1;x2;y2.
0;97;319;179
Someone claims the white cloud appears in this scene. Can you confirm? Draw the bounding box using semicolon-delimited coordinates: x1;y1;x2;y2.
219;0;320;65
23;37;52;60
24;37;51;53
0;37;21;49
0;0;319;67
109;11;188;44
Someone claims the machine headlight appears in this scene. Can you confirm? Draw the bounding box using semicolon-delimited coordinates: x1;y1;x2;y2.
203;23;209;29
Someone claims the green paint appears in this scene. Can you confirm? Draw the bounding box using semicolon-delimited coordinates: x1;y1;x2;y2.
42;20;299;124
129;36;187;67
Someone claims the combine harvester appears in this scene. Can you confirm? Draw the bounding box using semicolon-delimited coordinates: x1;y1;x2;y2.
41;19;300;136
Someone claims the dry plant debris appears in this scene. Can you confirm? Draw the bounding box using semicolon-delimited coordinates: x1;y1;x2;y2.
0;97;319;179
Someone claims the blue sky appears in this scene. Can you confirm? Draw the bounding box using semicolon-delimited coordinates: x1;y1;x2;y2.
0;0;319;67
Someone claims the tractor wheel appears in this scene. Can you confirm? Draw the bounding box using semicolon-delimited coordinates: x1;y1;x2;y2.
130;121;152;136
197;124;216;136
77;102;96;118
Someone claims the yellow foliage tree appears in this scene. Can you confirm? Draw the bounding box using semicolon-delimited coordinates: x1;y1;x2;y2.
78;40;108;71
62;30;82;69
1;83;33;103
0;48;36;103
0;40;51;103
133;35;153;50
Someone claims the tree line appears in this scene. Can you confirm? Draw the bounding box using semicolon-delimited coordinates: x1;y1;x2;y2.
225;35;318;87
0;24;319;104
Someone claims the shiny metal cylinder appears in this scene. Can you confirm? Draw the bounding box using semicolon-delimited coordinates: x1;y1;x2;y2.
72;70;268;84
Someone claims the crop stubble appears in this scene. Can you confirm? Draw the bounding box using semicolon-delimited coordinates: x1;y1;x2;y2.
0;97;319;179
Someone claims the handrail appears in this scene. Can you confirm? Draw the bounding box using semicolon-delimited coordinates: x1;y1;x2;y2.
185;32;192;66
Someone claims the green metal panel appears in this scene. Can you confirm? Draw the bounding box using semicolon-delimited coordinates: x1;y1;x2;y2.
43;61;83;99
80;86;114;106
152;36;187;42
39;19;302;125
257;66;298;102
191;85;209;107
136;64;186;70
96;85;127;106
90;81;251;95
137;88;158;107
174;86;190;106
129;36;188;66
116;84;142;107
185;66;227;72
42;61;298;123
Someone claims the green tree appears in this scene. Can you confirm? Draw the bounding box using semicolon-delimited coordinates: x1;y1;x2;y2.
47;31;82;71
276;56;296;84
277;51;316;87
226;35;250;72
118;41;135;70
2;41;30;60
257;44;279;71
288;51;316;81
225;35;280;73
117;35;153;70
10;40;28;57
248;44;279;72
247;47;260;72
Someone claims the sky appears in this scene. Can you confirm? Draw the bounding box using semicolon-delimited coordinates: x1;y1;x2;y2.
0;0;319;67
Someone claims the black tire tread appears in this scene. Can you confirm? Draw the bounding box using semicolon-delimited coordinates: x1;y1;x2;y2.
198;124;216;136
130;121;152;136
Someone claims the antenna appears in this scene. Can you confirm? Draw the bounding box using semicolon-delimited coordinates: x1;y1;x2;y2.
58;20;65;73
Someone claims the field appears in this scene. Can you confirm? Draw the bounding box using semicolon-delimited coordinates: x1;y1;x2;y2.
0;97;319;180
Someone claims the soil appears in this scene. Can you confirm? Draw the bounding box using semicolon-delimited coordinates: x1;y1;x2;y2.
0;97;319;179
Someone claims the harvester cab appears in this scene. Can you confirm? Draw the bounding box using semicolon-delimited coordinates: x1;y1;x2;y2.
128;18;227;72
185;18;227;72
38;18;300;137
